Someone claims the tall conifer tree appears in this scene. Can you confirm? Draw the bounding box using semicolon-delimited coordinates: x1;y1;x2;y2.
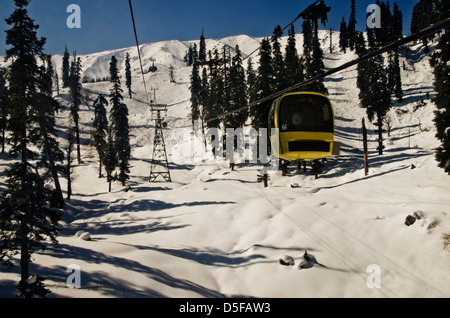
226;45;248;129
251;38;273;130
285;25;304;88
93;94;109;178
0;68;8;153
339;17;348;53
62;46;70;88
0;0;61;297
109;56;130;186
69;53;82;164
125;53;132;98
199;29;207;62
347;0;357;50
272;25;286;91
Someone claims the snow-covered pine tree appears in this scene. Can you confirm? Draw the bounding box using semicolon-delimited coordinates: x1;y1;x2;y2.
246;58;258;104
387;50;403;102
0;68;8;153
69;53;83;164
199;29;207;62
66;127;75;200
109;56;130;186
285;25;304;88
347;0;357;50
190;61;202;128
411;0;436;52
392;2;404;41
251;38;273;131
430;0;450;174
357;34;391;156
339;17;348;53
305;34;328;95
103;128;117;193
125;53;132;98
33;54;65;209
62;46;70;88
226;45;248;129
93;94;109;178
272;25;287;91
0;0;61;298
205;48;225;130
302;20;314;58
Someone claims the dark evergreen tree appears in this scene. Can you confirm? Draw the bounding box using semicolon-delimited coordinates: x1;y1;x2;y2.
246;58;258;104
272;25;287;91
0;68;8;153
191;44;199;66
226;45;248;129
109;56;130;186
66;127;75;200
1;0;61;298
339;18;348;53
305;34;328;94
392;2;404;41
355;32;370;100
93;94;109;178
206;48;225;130
285;25;304;87
69;53;82;164
302;20;314;57
103;128;117;193
374;0;392;47
430;0;450;174
186;45;194;66
251;38;273;130
387;50;403;102
199;29;207;62
34;54;65;209
357;39;391;155
62;46;70;88
411;0;436;52
347;0;357;50
125;53;132;98
190;61;202;127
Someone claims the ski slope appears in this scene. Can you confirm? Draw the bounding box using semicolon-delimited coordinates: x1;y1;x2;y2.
0;31;449;298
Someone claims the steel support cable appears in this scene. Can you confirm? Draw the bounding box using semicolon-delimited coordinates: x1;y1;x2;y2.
204;17;450;125
129;0;150;105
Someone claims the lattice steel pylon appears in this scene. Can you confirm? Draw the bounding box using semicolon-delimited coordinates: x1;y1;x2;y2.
149;104;172;183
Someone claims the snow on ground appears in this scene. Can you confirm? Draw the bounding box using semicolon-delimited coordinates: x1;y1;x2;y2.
0;32;449;298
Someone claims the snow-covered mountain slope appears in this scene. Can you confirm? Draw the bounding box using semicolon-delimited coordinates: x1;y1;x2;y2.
0;31;449;298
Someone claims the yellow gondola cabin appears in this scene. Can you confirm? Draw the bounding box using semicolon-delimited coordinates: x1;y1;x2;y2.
269;92;335;162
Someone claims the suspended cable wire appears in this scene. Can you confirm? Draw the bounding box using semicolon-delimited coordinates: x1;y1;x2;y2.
128;0;150;105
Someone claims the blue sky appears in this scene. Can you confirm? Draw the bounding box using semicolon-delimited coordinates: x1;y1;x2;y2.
0;0;418;55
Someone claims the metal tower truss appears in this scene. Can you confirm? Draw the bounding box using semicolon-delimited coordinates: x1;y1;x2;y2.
149;104;172;183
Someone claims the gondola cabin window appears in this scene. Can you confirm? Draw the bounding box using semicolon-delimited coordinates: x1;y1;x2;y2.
278;94;333;133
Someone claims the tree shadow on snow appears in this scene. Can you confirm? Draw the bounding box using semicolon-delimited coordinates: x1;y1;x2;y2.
30;243;250;298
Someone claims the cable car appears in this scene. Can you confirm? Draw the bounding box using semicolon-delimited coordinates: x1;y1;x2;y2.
269;92;335;162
